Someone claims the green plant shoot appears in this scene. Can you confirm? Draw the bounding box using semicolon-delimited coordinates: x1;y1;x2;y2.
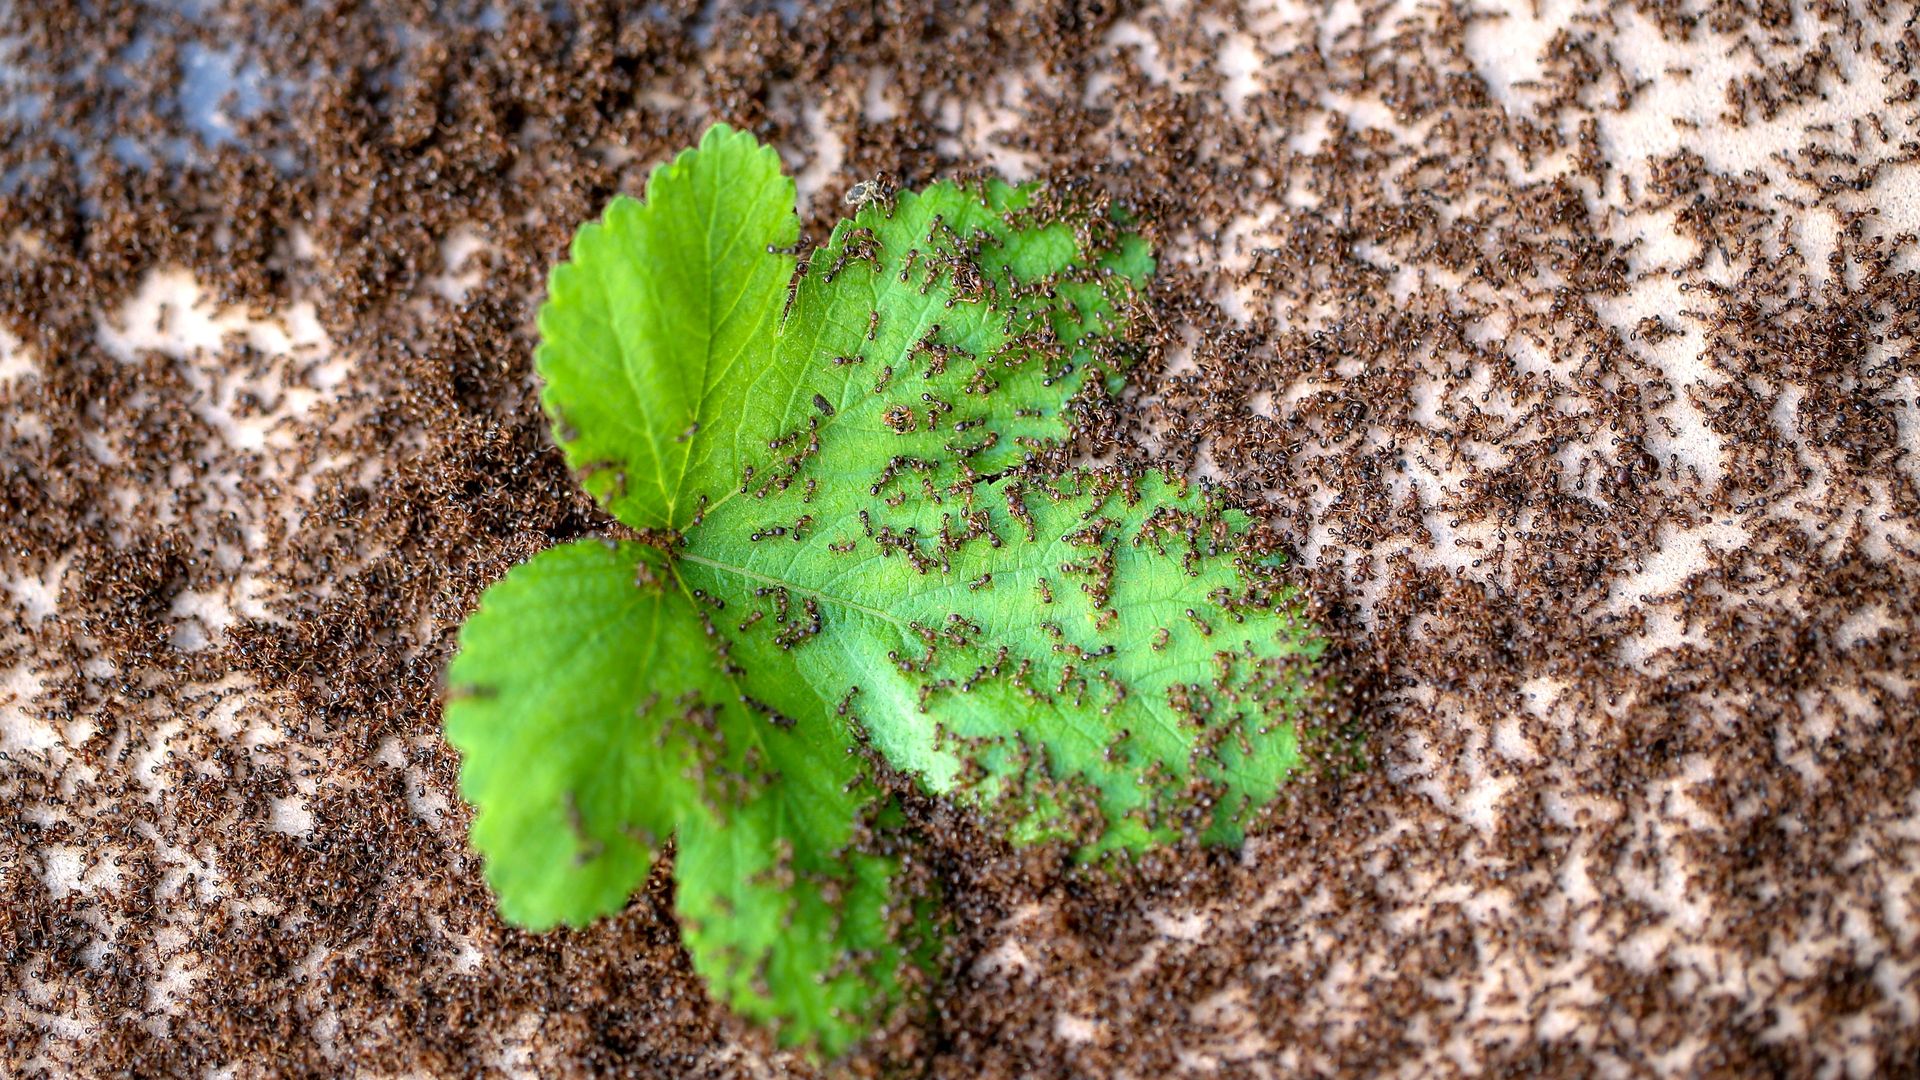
444;124;1328;1057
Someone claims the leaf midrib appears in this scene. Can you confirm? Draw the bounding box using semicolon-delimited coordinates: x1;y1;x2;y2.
675;547;1206;789
679;550;908;629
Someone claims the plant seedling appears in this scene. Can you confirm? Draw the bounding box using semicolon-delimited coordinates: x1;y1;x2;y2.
444;124;1330;1057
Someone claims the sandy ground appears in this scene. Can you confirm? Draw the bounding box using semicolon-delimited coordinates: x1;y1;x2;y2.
4;0;1919;1075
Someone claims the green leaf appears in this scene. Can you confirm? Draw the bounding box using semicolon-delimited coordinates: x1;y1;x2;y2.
674;759;928;1055
451;122;1335;1057
445;540;709;930
683;468;1325;854
538;124;800;532
445;539;927;1055
543;129;1318;852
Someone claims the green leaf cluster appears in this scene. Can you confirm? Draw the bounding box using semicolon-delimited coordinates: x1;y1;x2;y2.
444;124;1328;1056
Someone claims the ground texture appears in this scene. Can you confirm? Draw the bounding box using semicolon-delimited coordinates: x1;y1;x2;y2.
2;0;1918;1076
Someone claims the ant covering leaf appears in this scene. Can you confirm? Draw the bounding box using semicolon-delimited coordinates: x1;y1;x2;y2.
444;124;1333;1057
